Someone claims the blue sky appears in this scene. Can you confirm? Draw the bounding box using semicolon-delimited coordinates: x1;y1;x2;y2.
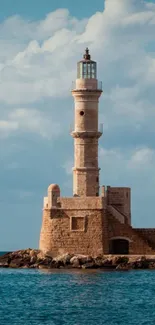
1;0;155;250
0;0;105;21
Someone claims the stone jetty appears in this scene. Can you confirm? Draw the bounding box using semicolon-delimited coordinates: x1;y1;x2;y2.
0;249;155;270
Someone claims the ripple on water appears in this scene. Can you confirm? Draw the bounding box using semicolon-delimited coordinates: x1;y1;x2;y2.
0;269;155;325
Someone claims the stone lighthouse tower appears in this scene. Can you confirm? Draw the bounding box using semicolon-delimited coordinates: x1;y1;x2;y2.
40;49;137;257
71;48;103;197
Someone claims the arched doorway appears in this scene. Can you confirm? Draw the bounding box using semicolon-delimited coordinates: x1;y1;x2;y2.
109;238;129;254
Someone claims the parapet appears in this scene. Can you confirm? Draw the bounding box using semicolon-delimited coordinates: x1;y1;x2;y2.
58;196;104;210
43;184;61;209
48;184;60;192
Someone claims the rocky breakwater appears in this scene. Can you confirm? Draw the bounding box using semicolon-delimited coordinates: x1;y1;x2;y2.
0;250;155;270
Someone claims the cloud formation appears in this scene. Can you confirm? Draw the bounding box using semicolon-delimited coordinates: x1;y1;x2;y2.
1;0;155;249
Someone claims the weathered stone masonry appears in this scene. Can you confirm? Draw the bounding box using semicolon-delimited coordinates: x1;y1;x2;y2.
39;49;155;255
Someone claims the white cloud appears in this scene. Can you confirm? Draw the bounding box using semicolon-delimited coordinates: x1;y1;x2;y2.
1;0;155;232
128;147;155;168
63;146;155;186
0;120;18;137
0;0;155;127
99;147;155;174
0;108;61;139
62;159;73;175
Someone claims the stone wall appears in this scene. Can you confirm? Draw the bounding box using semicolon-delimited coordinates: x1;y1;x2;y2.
39;207;104;257
39;187;155;256
58;197;104;209
135;229;155;249
106;211;154;254
106;186;131;225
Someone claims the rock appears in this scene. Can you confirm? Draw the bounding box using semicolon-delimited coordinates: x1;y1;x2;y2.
133;256;150;269
94;257;105;267
51;260;65;268
9;258;23;268
148;262;155;269
29;249;40;258
79;255;93;265
70;256;81;268
30;256;37;264
1;250;155;270
116;263;131;271
53;253;72;265
0;262;9;268
72;261;81;268
114;256;129;265
31;264;39;269
70;256;78;264
0;254;11;266
37;257;52;267
102;258;113;267
70;255;93;266
38;265;49;269
82;262;96;269
21;265;29;269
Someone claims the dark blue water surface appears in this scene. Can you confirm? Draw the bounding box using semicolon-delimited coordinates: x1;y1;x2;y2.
0;252;10;256
0;268;155;325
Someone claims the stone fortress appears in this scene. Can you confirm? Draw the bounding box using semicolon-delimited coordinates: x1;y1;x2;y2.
39;48;155;256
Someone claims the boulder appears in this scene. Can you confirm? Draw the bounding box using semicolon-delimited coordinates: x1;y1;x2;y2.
9;258;24;268
53;253;73;266
38;265;49;269
82;262;96;269
79;255;93;265
114;256;129;265
102;258;113;267
21;265;29;269
133;256;150;269
70;256;81;268
94;257;105;267
70;255;93;266
0;262;9;268
116;264;131;271
0;253;11;266
29;249;40;258
148;262;155;269
37;257;52;267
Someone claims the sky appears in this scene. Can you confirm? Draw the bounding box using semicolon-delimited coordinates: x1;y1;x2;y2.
0;0;155;250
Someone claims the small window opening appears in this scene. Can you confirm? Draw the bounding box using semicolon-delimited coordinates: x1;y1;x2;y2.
80;111;84;116
96;177;99;182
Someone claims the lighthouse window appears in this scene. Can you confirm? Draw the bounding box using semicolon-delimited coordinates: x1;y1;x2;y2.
83;63;87;78
91;63;96;78
87;63;91;78
80;111;84;116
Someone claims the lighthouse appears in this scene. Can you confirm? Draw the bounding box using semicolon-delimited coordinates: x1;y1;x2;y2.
71;48;103;197
40;49;135;257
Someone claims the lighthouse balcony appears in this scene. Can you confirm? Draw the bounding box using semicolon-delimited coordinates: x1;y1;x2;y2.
70;124;103;138
71;80;102;92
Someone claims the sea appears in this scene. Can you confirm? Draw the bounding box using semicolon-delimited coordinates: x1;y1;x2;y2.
0;251;155;325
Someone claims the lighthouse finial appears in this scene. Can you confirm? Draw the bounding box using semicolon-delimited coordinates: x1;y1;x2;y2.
83;47;91;60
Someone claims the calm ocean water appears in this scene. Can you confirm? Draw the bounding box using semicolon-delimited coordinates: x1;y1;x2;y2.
0;267;155;325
